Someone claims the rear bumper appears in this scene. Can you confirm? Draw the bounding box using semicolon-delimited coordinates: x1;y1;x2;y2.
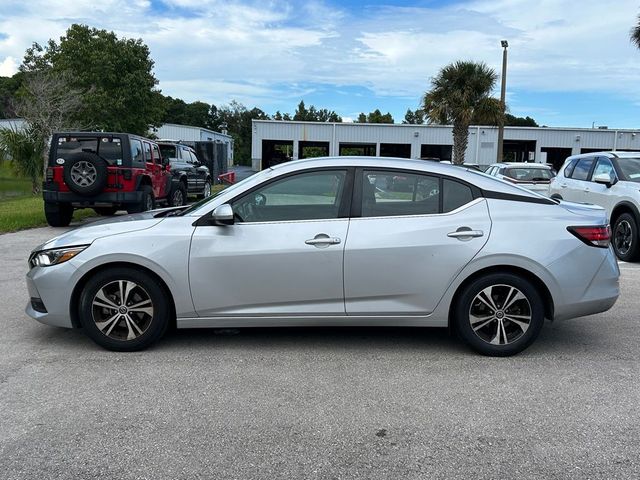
551;247;620;321
43;184;142;206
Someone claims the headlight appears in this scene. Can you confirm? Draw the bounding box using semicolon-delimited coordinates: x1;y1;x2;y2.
29;245;88;269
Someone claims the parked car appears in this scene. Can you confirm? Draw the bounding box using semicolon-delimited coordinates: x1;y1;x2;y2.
549;151;640;261
43;132;187;227
26;157;619;355
485;162;556;194
157;141;212;199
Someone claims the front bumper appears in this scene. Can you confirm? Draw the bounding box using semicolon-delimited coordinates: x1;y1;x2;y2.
25;262;77;328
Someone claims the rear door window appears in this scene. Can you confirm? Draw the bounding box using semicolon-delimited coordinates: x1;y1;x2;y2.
571;158;595;181
143;142;152;163
361;170;440;217
130;140;144;164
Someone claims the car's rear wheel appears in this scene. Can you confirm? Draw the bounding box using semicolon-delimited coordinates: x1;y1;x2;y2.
44;202;73;227
127;185;154;214
197;180;212;199
94;207;119;216
78;267;171;351
454;273;545;356
612;213;640;262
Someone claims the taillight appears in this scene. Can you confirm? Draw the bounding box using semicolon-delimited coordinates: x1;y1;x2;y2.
567;225;611;248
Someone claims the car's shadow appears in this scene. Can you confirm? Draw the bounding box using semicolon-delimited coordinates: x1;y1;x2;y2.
34;318;614;358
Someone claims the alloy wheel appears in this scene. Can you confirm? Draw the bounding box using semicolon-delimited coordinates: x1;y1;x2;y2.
91;280;154;341
203;182;211;197
614;220;632;256
70;161;97;187
468;284;532;346
145;195;154;211
172;189;184;206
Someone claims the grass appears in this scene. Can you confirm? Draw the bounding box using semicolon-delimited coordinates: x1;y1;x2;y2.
0;196;95;233
0;162;33;199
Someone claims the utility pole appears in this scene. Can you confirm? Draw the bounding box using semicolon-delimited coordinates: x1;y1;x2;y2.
497;40;508;163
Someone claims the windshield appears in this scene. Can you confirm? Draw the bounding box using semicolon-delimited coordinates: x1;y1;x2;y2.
159;144;177;160
178;169;267;215
617;158;640;182
504;167;554;181
54;136;123;166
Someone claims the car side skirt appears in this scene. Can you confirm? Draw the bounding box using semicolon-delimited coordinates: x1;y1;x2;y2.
176;314;445;329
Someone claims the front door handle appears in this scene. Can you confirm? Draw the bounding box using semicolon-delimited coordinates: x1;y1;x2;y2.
447;228;484;239
560;184;568;188
305;234;341;247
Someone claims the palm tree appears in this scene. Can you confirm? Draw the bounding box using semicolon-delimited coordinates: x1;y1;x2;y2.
632;15;640;48
0;126;45;194
423;61;502;164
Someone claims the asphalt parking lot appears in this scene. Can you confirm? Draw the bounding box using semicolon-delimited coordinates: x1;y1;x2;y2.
1;221;639;480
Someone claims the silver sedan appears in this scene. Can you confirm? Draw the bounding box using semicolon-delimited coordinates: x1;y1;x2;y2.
26;157;619;356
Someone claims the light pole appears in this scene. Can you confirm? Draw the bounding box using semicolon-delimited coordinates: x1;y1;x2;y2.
496;40;508;163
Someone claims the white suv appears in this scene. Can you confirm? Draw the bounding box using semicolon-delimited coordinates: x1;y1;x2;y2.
549;151;640;261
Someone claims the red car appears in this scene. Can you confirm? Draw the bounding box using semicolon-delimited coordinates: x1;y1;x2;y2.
43;132;186;226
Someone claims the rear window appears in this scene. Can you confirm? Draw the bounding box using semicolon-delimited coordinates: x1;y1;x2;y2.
504;167;553;181
159;144;177;160
54;136;123;166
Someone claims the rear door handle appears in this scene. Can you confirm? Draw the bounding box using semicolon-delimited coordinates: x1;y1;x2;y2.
447;229;484;239
560;184;568;188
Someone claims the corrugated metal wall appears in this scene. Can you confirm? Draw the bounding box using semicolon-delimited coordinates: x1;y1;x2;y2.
252;120;640;171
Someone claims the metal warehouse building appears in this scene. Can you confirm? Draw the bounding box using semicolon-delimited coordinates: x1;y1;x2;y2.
251;120;640;171
151;123;234;165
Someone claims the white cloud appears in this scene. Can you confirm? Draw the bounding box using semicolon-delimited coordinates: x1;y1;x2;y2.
0;0;640;117
0;56;17;76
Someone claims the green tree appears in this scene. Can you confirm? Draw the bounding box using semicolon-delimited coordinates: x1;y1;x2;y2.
505;114;538;127
292;100;341;122
402;108;425;124
0;126;45;193
213;101;269;166
423;61;501;164
356;109;394;123
0;73;24;119
632;15;640;48
21;24;164;135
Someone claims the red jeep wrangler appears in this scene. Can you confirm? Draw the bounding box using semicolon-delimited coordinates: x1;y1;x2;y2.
43;132;187;227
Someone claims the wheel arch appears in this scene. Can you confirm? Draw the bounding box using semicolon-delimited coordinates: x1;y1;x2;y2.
610;201;640;227
69;261;176;329
135;174;153;189
448;265;555;328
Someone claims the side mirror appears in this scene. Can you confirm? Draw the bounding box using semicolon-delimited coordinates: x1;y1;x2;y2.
212;204;234;225
593;173;616;188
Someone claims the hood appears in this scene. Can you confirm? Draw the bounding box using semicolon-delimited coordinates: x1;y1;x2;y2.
36;212;164;251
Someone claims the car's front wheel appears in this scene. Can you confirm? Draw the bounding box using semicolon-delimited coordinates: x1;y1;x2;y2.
197;179;212;199
612;213;640;262
78;267;171;351
454;273;545;356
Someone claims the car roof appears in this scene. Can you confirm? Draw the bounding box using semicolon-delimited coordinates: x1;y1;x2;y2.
269;156;548;198
54;131;154;142
566;151;640;161
488;162;551;168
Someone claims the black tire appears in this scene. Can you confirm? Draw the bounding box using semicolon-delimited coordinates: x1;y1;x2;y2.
94;207;119;216
454;273;545;357
63;152;108;196
197;179;212;199
612;213;640;262
127;185;154;214
168;181;187;207
78;267;171;351
44;202;73;227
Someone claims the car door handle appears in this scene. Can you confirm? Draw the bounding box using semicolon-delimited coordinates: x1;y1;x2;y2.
447;229;484;239
560;184;568;188
305;235;341;246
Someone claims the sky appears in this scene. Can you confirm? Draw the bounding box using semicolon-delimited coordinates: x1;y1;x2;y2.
1;0;640;128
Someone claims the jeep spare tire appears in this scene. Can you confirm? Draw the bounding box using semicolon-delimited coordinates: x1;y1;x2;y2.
63;152;108;196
